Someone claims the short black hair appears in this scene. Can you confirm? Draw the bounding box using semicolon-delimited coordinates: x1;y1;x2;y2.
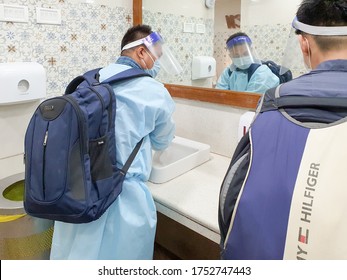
296;0;347;28
296;0;347;51
226;32;250;45
121;24;152;50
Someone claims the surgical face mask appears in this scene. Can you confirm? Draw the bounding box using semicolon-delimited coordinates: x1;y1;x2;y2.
140;49;155;70
144;60;161;78
233;56;253;70
141;49;160;78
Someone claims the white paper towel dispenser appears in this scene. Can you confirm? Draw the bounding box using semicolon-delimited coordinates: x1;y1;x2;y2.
191;56;216;80
0;62;46;105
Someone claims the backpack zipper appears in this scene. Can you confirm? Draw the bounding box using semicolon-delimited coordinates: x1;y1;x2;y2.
101;84;115;131
63;95;88;155
88;85;114;134
42;122;49;199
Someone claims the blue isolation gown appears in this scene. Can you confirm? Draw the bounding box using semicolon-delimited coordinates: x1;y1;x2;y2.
50;57;175;260
216;64;279;93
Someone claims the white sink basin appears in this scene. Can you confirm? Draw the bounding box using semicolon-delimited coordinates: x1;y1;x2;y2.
149;136;211;184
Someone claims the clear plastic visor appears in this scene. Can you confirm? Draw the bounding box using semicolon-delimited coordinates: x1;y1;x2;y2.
280;28;304;75
280;18;347;75
122;32;182;75
226;36;261;67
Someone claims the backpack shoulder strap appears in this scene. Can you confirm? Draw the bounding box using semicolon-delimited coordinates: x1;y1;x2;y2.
260;86;347;113
247;63;261;82
65;68;101;95
101;68;151;85
120;138;144;174
65;68;151;95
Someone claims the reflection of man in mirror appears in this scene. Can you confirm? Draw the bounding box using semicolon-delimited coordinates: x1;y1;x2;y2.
216;32;279;93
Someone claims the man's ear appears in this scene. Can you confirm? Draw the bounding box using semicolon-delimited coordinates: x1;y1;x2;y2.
136;46;146;59
298;34;309;56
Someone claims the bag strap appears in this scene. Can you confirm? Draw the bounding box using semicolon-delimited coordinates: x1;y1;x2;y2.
120;138;144;174
65;68;151;94
228;64;261;82
247;63;261;82
64;68;101;94
260;86;347;112
101;68;151;84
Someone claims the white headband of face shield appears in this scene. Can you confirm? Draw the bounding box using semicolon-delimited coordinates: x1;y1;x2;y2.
292;17;347;36
122;39;146;51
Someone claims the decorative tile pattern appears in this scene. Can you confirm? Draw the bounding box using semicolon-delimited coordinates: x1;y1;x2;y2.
0;0;132;97
243;24;306;78
213;24;307;80
143;10;214;85
214;30;237;78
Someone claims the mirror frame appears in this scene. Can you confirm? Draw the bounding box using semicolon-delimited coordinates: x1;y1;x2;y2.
133;0;260;110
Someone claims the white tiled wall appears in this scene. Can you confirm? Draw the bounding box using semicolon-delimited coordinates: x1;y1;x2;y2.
143;0;214;86
0;0;132;98
173;98;250;157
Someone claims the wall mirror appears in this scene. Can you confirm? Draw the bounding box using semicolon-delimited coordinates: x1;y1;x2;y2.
132;0;302;109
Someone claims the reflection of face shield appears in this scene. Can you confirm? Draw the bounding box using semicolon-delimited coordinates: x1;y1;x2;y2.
122;32;183;75
280;28;304;75
227;36;261;70
280;17;347;75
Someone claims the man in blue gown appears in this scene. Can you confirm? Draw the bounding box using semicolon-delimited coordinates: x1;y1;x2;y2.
216;32;279;93
50;25;181;259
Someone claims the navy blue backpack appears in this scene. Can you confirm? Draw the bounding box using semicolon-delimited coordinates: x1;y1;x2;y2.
229;60;293;84
24;68;150;223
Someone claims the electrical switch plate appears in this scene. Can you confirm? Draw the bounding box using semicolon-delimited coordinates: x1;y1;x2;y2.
36;7;61;25
196;24;206;34
0;4;29;23
183;22;195;33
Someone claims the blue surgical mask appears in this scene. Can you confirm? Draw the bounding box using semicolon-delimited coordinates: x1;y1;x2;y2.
144;60;161;78
233;56;253;70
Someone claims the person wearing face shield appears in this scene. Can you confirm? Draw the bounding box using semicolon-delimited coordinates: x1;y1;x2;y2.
218;0;347;260
50;25;182;260
274;0;347;122
216;32;279;93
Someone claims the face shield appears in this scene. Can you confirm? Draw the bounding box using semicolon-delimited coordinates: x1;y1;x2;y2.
122;32;183;75
226;35;261;70
280;17;347;75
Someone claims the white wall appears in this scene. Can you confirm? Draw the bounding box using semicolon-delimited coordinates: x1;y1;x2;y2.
214;0;241;82
241;0;302;26
70;0;132;8
143;0;214;19
215;0;241;33
173;98;251;157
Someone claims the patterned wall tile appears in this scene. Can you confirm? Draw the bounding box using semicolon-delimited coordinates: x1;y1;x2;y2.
0;0;132;97
243;24;306;78
212;23;307;79
143;10;214;85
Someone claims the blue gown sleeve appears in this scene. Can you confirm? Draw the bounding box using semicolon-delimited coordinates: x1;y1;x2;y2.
149;89;176;151
216;67;231;90
246;65;280;93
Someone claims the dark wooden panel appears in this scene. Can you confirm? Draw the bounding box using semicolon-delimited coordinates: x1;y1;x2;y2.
165;84;261;110
133;0;142;25
155;212;220;260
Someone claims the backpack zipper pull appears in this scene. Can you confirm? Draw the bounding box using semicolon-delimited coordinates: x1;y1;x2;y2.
43;130;48;146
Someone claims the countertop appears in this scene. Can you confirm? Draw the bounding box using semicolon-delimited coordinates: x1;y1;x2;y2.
147;153;231;244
